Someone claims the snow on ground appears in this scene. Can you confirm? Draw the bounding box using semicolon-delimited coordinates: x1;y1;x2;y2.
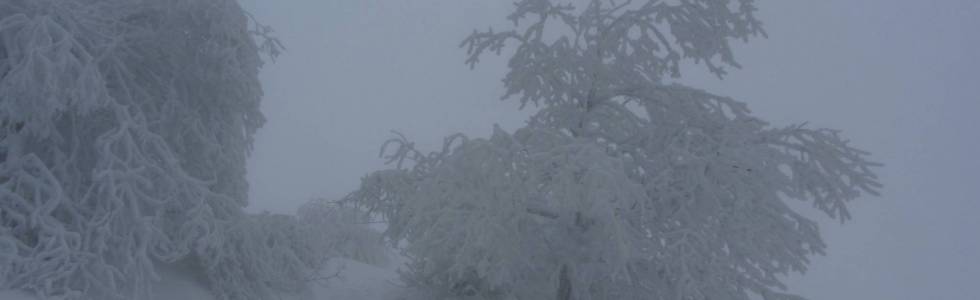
309;258;412;300
152;262;225;300
2;257;413;300
0;290;34;300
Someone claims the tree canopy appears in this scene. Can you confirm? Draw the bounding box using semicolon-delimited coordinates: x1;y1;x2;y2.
0;1;318;299
348;1;881;299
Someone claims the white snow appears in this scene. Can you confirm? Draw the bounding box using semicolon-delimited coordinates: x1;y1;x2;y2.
2;258;411;300
306;258;411;300
0;290;34;300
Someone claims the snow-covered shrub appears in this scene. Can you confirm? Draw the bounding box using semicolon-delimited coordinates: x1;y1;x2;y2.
350;126;645;299
349;0;882;299
354;107;881;300
0;0;292;299
198;212;331;300
298;200;388;266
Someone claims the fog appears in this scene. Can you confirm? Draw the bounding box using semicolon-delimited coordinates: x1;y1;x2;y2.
241;1;978;299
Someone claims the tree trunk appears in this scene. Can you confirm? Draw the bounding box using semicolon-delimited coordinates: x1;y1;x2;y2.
557;264;572;300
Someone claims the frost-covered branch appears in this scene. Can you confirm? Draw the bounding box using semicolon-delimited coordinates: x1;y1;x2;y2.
462;0;766;109
346;1;880;299
0;1;297;299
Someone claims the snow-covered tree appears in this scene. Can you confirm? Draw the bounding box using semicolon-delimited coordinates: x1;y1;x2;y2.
0;1;318;299
348;1;881;299
297;199;389;266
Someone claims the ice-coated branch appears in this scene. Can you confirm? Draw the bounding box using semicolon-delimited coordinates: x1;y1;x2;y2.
346;1;879;299
0;1;307;299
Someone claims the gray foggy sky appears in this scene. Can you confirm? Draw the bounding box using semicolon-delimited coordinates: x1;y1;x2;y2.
239;1;979;299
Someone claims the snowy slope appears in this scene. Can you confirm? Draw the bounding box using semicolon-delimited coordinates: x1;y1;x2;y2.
0;258;411;300
0;290;34;300
307;258;411;300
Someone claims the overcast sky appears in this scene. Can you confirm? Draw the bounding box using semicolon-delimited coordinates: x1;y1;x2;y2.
239;1;979;299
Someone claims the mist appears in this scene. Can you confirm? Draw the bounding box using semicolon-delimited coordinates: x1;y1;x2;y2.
242;1;979;299
0;0;975;299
